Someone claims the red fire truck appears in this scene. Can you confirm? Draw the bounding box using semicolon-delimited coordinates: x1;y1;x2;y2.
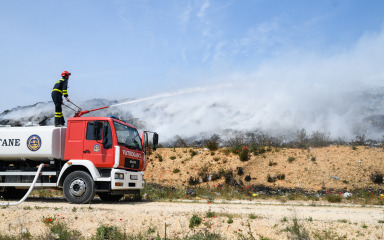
0;110;158;204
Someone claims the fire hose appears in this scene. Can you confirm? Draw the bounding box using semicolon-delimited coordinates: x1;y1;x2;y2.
0;164;46;206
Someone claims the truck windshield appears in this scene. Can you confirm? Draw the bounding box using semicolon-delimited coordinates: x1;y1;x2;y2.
113;121;142;151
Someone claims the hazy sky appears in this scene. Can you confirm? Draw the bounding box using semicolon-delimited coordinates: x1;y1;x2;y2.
0;0;384;113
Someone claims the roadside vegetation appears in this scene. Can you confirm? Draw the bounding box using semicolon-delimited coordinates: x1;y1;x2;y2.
0;211;356;240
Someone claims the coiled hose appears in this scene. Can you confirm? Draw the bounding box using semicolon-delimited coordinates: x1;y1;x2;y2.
0;164;46;206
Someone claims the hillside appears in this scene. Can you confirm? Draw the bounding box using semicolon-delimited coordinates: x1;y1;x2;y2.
145;146;384;193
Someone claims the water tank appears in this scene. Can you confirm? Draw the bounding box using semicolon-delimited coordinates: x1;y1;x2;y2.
0;126;66;161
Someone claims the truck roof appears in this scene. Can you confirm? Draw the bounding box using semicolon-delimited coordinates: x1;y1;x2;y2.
68;116;137;129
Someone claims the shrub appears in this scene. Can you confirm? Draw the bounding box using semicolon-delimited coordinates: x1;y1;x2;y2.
239;145;250;162
296;128;309;149
189;215;202;228
285;216;310;240
184;232;223;239
173;168;180;174
95;224;123;239
188;176;199;185
211;172;220;181
205;140;219;151
222;148;231;156
277;174;285;180
269;160;277;166
244;175;251;182
224;170;234;184
288;156;295;163
170;156;176;160
156;153;163;162
267;174;277;183
49;221;80;240
201;174;209;182
327;194;342;203
237;167;245;176
43;216;80;240
206;209;215;218
371;171;383;184
198;165;209;177
227;136;245;154
189;149;198;158
310;131;330;147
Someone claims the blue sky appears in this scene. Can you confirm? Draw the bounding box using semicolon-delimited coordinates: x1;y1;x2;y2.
0;0;384;113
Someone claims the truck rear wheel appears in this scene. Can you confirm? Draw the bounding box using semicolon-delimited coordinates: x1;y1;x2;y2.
98;192;124;202
63;171;95;204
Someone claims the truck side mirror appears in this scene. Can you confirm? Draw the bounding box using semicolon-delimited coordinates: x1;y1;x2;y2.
102;123;111;149
153;133;159;151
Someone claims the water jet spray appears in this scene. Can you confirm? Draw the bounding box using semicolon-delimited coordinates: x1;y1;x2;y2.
72;84;232;117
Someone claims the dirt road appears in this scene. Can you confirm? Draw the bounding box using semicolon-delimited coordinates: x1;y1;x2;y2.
1;198;383;239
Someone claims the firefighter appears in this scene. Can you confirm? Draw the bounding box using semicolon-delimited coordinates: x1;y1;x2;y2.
52;71;71;126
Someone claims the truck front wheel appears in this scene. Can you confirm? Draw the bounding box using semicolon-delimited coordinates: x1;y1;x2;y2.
63;171;95;204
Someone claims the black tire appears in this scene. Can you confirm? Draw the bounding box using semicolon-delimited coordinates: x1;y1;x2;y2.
98;192;124;202
63;171;95;204
0;187;28;200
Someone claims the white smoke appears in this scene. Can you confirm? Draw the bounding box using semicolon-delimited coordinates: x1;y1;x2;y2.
2;29;384;143
116;28;384;142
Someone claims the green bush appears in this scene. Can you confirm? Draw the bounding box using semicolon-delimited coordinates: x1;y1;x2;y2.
95;224;123;239
205;140;219;151
49;221;80;240
189;149;198;158
269;160;277;166
239;145;250;162
288;156;295;163
326;194;342;203
206;209;215;218
189;214;202;228
156;153;163;162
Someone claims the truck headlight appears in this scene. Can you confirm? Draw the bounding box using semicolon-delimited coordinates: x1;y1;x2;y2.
114;173;124;180
130;175;138;180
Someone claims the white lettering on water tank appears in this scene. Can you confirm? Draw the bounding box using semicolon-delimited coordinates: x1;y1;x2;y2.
122;150;142;158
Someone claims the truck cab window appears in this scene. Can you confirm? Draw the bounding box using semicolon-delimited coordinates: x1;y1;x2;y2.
113;121;142;151
86;121;102;140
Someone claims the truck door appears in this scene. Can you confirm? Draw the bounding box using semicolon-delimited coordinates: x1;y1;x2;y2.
83;121;114;168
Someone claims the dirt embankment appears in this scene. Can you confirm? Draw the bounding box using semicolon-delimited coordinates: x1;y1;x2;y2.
145;146;384;192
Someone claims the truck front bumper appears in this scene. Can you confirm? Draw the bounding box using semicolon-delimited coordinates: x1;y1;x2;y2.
110;169;144;190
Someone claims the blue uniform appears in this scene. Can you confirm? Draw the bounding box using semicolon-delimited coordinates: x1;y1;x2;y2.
51;78;69;126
